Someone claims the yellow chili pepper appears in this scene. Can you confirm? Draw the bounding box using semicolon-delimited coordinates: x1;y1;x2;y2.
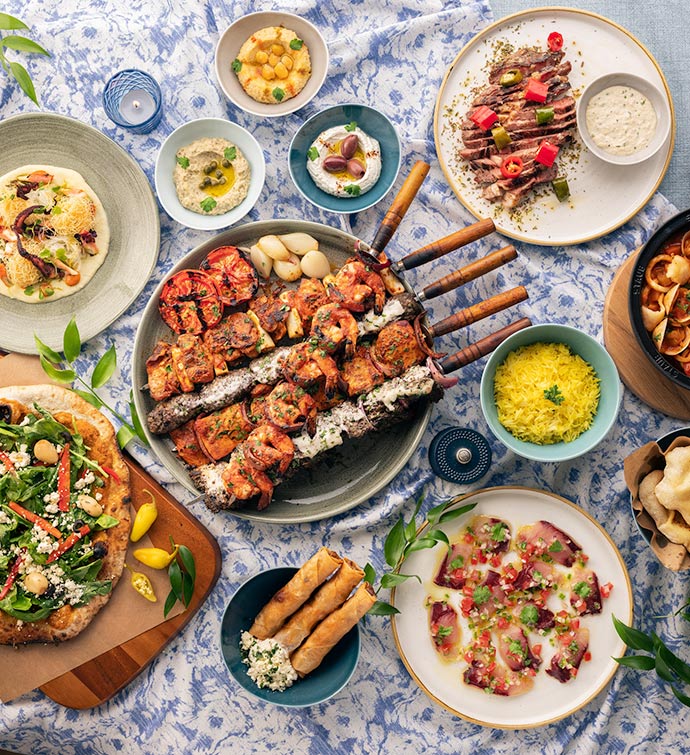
124;563;157;602
133;542;179;570
130;489;158;542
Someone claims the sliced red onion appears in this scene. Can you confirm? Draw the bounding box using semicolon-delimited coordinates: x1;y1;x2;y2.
413;313;446;359
12;205;57;279
426;356;458;388
354;239;392;271
356;397;377;433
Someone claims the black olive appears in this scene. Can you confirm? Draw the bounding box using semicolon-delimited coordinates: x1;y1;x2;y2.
93;541;108;559
42;584;56;600
0;404;11;423
73;520;86;532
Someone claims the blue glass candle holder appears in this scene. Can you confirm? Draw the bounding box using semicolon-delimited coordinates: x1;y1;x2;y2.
103;69;163;134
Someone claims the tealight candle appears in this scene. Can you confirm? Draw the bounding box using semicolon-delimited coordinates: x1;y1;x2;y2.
103;69;163;134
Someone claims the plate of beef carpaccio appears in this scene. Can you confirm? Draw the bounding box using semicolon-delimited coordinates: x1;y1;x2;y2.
391;487;633;728
434;8;674;246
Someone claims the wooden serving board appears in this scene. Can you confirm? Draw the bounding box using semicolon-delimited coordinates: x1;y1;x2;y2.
38;455;222;709
603;253;690;419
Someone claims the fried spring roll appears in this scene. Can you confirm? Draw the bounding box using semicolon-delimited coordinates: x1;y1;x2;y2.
249;548;342;639
272;559;365;652
290;582;377;676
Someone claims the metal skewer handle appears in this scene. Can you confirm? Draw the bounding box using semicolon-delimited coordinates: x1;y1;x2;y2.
392;218;496;272
418;244;517;301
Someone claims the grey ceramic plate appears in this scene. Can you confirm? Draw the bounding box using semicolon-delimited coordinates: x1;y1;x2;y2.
131;219;432;524
0;112;160;354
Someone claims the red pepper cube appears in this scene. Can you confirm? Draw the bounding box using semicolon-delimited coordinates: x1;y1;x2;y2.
469;105;498;131
535;140;560;167
525;78;549;103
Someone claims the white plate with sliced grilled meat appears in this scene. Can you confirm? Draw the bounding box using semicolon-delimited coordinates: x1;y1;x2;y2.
132;219;434;524
434;8;675;246
391;487;633;728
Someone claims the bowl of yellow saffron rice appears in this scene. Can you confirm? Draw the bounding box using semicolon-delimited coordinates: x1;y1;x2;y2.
480;324;622;462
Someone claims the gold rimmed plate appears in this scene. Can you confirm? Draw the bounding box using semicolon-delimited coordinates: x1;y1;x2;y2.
434;8;675;246
391;486;633;728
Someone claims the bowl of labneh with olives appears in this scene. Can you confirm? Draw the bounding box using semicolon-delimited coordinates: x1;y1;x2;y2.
288;103;401;214
576;72;671;166
154;117;266;231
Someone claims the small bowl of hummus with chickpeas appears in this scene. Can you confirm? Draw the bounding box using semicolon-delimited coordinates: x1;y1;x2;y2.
214;11;329;118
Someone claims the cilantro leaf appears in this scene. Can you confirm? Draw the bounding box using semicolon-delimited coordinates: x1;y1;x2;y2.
289;38;303;50
544;384;565;405
344;121;357;131
344;184;361;196
231;58;242;73
307;146;319;162
224;146;236;161
200;197;217;213
272;87;285;102
473;585;491;605
176;155;190;169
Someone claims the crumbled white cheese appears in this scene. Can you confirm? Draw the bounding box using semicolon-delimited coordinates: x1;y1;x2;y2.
240;631;297;692
43;491;60;506
31;524;59;555
74;470;95;490
9;446;31;468
0;509;11;525
0;464;5;476
94;492;103;501
19;416;30;427
62;578;84;605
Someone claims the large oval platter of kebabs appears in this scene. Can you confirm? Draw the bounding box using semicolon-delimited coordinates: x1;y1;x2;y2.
434;7;674;246
133;219;438;524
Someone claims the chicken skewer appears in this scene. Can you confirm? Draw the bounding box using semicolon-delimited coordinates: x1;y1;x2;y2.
145;242;522;433
174;288;527;470
148;280;527;437
191;318;532;513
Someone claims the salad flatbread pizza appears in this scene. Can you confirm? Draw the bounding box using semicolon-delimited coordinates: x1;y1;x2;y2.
0;385;130;644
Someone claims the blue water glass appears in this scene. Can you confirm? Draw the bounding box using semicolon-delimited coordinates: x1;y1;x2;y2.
102;69;163;135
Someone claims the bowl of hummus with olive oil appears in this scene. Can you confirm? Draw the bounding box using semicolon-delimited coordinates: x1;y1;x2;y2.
576;72;671;166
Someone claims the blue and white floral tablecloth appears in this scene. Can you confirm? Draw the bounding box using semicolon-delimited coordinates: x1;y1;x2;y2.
1;1;688;753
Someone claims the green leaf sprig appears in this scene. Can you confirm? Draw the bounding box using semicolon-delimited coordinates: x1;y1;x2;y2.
612;611;690;707
34;316;148;449
364;493;477;616
0;13;50;106
164;539;196;618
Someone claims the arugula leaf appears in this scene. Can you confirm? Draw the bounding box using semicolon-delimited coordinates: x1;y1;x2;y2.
95;513;119;529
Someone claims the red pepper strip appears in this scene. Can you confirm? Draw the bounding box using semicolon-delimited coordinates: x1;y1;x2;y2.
8;501;61;539
0;450;16;476
500;156;524;179
57;443;71;512
547;31;563;52
0;550;24;601
101;465;122;485
535;140;560;167
47;525;90;564
525;78;549;103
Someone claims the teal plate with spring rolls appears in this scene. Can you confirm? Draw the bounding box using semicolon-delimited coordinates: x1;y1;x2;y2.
220;568;361;706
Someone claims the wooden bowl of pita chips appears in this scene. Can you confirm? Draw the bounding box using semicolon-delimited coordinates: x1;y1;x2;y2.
624;431;690;571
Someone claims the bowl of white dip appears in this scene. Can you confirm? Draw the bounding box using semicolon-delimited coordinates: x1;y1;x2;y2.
576;72;671;166
288;103;401;214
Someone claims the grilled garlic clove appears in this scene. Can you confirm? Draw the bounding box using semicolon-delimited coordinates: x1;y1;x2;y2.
257;235;290;261
278;232;319;256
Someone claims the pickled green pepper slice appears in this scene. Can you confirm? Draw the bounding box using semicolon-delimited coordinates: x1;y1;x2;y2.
536;106;555;125
491;125;512;150
499;69;523;87
552;177;570;202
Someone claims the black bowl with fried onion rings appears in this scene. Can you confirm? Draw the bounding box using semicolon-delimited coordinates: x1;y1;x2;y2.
629;208;690;391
